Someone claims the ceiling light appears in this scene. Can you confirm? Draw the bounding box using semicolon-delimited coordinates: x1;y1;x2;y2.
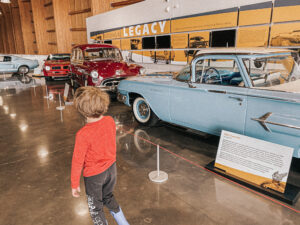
1;0;11;3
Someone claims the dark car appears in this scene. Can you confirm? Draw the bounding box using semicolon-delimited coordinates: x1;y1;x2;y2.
69;44;144;92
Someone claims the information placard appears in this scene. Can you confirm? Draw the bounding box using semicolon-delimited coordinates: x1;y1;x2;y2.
215;131;294;193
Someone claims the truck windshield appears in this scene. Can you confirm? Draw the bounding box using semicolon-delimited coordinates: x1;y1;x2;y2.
84;48;122;61
48;54;70;61
243;55;300;92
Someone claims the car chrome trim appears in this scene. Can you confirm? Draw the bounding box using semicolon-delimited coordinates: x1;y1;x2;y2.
208;90;226;94
228;96;243;102
252;112;300;132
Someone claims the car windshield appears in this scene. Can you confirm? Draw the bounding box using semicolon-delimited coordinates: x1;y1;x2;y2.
175;64;204;82
175;66;191;81
243;54;300;92
84;48;122;61
48;54;70;61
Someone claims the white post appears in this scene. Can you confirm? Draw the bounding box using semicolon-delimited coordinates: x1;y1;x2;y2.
157;145;160;176
44;85;49;99
56;93;65;111
59;94;62;107
149;144;168;183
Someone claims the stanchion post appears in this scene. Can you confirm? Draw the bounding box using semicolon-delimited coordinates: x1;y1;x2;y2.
56;93;65;111
44;85;49;99
149;145;168;183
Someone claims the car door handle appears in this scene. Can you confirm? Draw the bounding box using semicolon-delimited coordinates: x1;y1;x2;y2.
228;96;244;102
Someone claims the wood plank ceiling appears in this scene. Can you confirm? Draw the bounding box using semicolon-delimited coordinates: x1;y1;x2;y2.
0;0;144;55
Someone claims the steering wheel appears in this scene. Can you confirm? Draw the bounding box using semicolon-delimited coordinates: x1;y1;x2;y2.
203;67;222;84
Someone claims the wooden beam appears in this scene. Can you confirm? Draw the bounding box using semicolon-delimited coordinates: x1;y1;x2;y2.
44;2;52;7
18;0;37;54
111;0;144;7
45;16;54;20
11;5;25;54
52;0;72;53
32;0;51;54
69;8;91;16
70;28;86;32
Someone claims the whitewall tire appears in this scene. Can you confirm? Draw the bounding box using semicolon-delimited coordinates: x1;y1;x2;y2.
132;97;159;126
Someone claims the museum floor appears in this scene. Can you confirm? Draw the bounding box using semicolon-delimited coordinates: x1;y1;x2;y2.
0;80;299;225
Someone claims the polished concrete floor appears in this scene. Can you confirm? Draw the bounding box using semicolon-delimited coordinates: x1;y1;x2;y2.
0;80;299;225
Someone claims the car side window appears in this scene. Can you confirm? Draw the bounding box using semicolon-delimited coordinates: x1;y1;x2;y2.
78;50;83;61
71;49;78;62
4;56;11;62
196;58;244;87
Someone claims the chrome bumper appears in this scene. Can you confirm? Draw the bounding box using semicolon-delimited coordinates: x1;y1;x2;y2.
96;85;117;92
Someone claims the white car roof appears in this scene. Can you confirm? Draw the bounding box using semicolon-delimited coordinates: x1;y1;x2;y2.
194;48;292;56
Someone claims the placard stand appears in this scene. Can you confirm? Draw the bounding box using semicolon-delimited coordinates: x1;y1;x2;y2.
205;161;300;205
149;145;168;183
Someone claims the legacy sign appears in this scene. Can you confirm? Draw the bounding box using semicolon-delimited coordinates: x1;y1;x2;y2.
123;20;170;37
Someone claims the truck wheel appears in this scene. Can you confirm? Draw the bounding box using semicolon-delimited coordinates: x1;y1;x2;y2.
132;97;159;126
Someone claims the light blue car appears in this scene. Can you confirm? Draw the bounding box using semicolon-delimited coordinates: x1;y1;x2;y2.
0;55;39;74
118;48;300;158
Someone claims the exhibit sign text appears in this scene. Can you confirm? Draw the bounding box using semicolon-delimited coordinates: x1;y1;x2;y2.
215;130;294;193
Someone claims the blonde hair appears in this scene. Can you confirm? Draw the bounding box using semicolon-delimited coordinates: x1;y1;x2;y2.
74;86;110;118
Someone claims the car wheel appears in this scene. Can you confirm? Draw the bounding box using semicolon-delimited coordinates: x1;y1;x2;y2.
17;74;32;84
11;73;20;78
18;65;29;74
132;97;159;126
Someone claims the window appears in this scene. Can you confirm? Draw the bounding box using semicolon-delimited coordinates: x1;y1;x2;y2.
175;65;191;82
3;56;11;62
196;58;244;86
84;48;122;61
156;35;171;49
211;30;236;47
142;37;155;49
104;40;112;44
131;39;141;50
0;56;4;62
71;49;78;61
77;49;83;61
243;55;300;89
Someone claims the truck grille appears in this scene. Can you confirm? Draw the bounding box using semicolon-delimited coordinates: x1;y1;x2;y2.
52;66;61;70
63;66;69;69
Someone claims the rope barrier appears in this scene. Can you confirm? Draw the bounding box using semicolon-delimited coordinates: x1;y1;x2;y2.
124;128;300;214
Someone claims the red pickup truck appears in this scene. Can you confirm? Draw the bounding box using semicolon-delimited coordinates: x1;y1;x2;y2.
43;53;70;81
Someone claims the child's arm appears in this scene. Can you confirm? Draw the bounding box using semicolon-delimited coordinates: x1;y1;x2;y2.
71;131;89;197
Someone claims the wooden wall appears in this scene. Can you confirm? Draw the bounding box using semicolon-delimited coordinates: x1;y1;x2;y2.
18;0;38;54
0;0;142;55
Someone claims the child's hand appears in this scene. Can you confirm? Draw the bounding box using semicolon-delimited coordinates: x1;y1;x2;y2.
72;187;81;198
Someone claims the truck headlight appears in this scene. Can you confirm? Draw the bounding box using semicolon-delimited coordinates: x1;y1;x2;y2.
45;66;51;71
90;70;98;78
139;68;146;75
115;70;123;76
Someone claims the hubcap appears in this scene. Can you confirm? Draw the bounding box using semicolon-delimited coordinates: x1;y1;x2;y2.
138;102;149;117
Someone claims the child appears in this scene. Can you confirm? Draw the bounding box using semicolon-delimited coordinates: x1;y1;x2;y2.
71;86;129;225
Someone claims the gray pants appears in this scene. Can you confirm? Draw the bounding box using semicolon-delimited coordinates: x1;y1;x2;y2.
84;163;120;225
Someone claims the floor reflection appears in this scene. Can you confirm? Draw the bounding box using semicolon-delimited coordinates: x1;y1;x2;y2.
0;80;299;225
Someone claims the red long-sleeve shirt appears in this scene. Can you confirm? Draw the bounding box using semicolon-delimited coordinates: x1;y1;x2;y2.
71;116;116;189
